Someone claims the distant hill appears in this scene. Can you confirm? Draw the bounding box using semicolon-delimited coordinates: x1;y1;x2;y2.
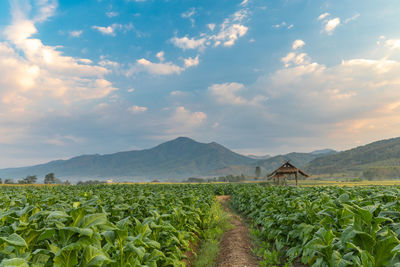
310;149;337;156
0;137;257;181
210;152;324;177
246;154;271;160
305;137;400;179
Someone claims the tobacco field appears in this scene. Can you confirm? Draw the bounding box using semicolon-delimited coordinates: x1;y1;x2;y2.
231;185;400;266
0;184;232;267
3;183;400;266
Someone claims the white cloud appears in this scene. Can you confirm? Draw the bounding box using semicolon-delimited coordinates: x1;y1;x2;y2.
170;90;183;96
165;106;207;134
344;13;360;24
254;42;400;148
273;21;286;28
386;39;400;50
181;7;196;26
281;52;310;67
170;36;206;50
33;0;58;22
181;7;195;18
92;23;134;36
213;23;248;47
127;88;135;93
292;39;305;50
92;25;116;35
156;51;165;61
128;105;147;113
273;21;293;30
209;82;266;106
99;59;119;68
240;0;249;6
127;51;199;76
106;11;119;18
324;17;340;34
318;12;330;20
184;55;199;67
208;23;216;31
130;58;184;75
46;135;84;146
171;6;248;51
69;30;83;37
0;0;117;145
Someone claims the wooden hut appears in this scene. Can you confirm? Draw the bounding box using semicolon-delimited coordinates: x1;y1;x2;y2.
268;161;309;186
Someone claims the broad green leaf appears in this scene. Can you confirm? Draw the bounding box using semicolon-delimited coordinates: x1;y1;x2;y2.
0;234;28;248
80;245;112;267
0;258;29;267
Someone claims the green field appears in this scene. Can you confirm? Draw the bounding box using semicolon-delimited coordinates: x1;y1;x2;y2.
232;184;400;266
0;184;233;266
2;183;400;266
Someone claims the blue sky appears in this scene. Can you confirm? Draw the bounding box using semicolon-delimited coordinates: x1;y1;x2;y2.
1;0;400;168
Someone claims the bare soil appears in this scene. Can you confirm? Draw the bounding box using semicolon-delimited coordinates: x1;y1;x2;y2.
215;195;260;267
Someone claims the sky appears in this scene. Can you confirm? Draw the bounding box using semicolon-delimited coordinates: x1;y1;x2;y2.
1;0;400;168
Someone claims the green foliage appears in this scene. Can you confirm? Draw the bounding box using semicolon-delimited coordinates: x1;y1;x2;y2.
255;166;261;178
0;184;229;266
231;184;400;266
193;201;232;267
306;136;400;178
18;175;37;184
44;173;55;184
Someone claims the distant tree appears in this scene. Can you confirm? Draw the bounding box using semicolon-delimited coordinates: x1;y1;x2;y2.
64;180;70;185
0;178;2;184
255;166;261;179
23;175;37;184
44;173;56;184
217;176;226;182
77;180;105;185
186;177;204;183
4;179;13;184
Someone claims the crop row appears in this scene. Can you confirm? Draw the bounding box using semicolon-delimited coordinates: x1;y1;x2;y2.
231;185;400;266
0;184;232;266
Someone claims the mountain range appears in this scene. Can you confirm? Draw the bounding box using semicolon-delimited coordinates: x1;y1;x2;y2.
305;137;400;179
0;137;333;182
1;136;400;182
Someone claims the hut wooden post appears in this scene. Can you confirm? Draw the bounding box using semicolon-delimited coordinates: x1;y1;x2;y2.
267;161;309;186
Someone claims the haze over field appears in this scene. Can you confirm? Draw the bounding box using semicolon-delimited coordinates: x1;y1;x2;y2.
1;0;400;169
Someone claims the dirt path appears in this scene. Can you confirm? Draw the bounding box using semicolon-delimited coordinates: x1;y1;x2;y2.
216;195;260;267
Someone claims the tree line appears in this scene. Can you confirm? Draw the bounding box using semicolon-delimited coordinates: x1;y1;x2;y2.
0;173;70;185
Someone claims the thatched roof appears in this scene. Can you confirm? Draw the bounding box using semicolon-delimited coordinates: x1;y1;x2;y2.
268;161;309;178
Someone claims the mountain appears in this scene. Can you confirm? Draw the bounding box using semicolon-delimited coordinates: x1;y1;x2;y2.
210;152;321;177
0;137;257;181
310;149;337;156
305;137;400;178
246;154;271;160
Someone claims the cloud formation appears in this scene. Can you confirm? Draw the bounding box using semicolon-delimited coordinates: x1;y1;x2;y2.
292;39;305;50
171;6;249;51
0;0;116;146
324;18;340;34
128;105;148;113
92;23;134;36
171;36;206;50
69;30;83;37
165;106;207;135
209;82;266;106
128;52;199;76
